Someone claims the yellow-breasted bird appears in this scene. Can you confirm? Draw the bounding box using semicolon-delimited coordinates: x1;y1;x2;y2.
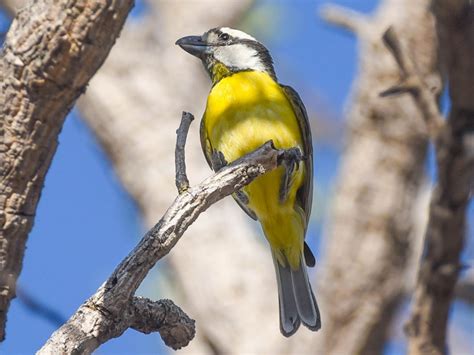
176;27;320;336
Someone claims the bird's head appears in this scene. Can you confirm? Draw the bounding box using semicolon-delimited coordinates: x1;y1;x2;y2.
176;27;275;83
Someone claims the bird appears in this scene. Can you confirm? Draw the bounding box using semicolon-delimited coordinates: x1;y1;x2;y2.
176;27;320;336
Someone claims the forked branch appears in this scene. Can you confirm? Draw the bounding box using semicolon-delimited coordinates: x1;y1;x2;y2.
381;26;444;137
38;112;294;354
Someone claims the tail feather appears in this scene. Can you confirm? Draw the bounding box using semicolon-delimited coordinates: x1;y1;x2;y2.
272;251;321;336
290;256;321;330
272;252;300;336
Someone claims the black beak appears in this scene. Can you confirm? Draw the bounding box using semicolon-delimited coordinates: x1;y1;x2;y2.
176;35;208;58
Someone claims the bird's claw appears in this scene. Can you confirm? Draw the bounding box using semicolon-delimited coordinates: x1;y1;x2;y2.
278;147;304;170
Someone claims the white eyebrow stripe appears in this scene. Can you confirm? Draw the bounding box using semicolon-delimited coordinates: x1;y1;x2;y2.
220;27;257;41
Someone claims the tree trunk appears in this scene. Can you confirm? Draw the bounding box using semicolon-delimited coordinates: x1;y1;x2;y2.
0;0;133;341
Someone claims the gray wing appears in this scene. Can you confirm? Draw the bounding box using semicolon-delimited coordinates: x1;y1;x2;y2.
200;118;258;220
281;85;314;233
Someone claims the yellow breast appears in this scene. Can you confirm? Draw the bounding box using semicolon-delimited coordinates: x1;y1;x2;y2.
203;71;303;160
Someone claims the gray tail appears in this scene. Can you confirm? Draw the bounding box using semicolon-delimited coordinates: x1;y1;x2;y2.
272;252;321;337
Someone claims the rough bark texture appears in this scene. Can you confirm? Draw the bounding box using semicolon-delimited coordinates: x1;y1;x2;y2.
0;0;134;341
316;1;441;354
40;297;194;354
75;1;314;353
405;2;474;354
39;139;286;354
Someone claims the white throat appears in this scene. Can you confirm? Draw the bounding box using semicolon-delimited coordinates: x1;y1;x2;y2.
213;43;267;72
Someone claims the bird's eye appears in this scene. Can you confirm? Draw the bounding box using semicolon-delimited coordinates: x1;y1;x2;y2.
219;33;230;41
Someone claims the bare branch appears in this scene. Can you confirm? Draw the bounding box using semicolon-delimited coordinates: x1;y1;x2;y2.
382;27;415;78
38;131;292;353
320;4;368;35
381;26;444;137
175;112;194;194
0;0;134;341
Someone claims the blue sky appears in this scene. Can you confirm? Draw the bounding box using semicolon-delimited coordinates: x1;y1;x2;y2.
1;1;472;354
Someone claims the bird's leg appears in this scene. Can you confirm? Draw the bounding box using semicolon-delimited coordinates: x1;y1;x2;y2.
278;147;304;203
211;150;228;172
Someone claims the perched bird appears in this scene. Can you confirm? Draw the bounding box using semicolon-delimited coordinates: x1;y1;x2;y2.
176;27;320;336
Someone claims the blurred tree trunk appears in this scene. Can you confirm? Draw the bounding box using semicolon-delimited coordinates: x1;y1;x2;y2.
314;1;441;354
75;1;306;353
406;2;474;353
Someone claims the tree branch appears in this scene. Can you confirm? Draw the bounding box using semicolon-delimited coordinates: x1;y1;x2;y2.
175;112;194;194
0;0;134;341
39;112;293;353
402;1;474;353
320;4;369;35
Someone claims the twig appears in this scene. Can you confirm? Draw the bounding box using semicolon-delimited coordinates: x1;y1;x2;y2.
381;27;444;138
320;4;368;35
38;113;291;353
175;112;194;193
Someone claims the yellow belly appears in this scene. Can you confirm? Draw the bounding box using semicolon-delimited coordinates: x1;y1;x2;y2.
203;71;306;268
